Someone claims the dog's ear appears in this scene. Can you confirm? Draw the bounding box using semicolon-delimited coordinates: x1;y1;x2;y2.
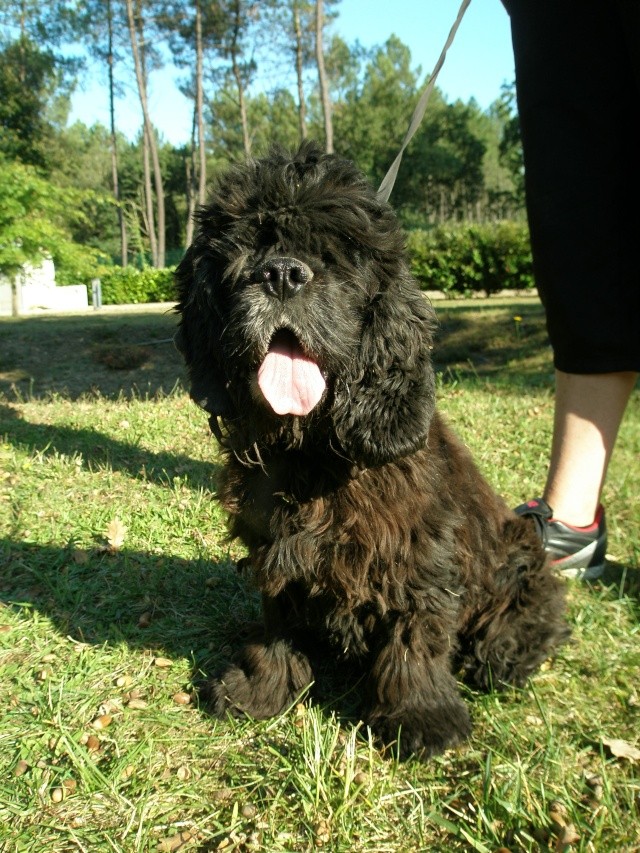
174;246;235;423
333;280;437;467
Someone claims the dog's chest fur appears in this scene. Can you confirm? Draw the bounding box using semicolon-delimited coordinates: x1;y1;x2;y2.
216;416;488;657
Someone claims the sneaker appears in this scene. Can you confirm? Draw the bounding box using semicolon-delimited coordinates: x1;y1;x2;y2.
514;497;607;580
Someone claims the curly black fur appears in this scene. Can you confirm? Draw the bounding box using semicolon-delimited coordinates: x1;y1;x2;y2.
175;141;569;760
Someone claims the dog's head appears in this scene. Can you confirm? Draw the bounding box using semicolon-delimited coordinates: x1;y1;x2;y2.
176;141;437;467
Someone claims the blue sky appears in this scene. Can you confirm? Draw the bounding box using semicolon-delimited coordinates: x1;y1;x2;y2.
69;0;515;146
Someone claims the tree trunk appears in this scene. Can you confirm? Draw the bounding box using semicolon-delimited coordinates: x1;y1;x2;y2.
125;0;166;267
195;0;207;204
293;1;307;142
185;104;198;248
142;124;158;265
107;0;128;265
314;0;333;153
230;0;251;157
11;274;20;317
185;157;196;247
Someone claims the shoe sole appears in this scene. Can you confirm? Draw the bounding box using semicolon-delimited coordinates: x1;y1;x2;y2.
551;540;607;580
557;561;606;580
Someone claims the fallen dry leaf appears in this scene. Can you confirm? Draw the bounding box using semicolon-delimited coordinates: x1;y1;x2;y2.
314;818;331;847
91;714;112;730
549;800;569;829
212;787;233;803
156;829;197;852
14;759;29;777
86;735;100;752
241;803;257;818
554;822;580;851
105;518;127;552
601;736;640;762
153;657;173;668
584;773;604;801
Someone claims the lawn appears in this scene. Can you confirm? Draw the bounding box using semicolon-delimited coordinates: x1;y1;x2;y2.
1;300;638;852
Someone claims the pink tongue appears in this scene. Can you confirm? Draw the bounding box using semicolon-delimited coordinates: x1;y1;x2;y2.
258;332;326;416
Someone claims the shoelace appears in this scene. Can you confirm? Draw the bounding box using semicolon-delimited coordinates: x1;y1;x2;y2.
515;501;552;545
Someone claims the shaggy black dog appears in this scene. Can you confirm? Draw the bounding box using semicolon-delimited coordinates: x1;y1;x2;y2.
175;141;569;759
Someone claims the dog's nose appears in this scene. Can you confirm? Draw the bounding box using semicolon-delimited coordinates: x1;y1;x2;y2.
253;256;313;300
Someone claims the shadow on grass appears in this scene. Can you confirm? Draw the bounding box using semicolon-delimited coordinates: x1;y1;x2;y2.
0;402;221;492
0;309;183;401
0;537;366;731
432;299;554;383
0;537;253;675
0;300;556;403
599;560;640;602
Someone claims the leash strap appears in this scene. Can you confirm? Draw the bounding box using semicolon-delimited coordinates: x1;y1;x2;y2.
377;0;473;203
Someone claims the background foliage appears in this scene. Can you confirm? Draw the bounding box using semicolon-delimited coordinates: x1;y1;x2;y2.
0;0;525;300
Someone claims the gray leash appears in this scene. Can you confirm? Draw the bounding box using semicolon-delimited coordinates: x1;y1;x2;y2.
377;0;473;203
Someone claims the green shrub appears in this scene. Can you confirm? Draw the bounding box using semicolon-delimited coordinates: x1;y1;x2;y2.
83;222;533;306
0;156;108;284
97;265;177;305
406;221;534;295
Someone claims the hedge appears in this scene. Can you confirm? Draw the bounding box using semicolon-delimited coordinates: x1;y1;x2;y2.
406;221;534;296
88;222;534;305
96;265;177;305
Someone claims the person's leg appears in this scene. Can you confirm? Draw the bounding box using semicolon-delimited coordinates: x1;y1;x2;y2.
506;2;640;378
544;371;639;527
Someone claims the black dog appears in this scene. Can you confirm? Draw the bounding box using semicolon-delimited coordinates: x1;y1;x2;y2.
175;141;569;759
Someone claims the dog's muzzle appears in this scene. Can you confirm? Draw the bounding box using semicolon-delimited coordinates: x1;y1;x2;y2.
252;256;313;301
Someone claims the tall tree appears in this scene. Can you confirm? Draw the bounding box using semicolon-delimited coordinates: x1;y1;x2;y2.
291;0;309;141
157;0;221;246
0;37;66;169
0;0;79;170
204;1;258;160
194;0;206;204
252;0;318;147
314;0;333;153
76;0;129;263
106;0;128;264
208;85;299;158
125;0;166;267
227;0;253;156
334;36;418;181
0;0;75;44
495;83;525;209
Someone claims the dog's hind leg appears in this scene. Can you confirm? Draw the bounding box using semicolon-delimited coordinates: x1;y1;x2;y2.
363;614;472;760
458;550;570;691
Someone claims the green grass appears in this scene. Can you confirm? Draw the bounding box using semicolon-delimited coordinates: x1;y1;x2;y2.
1;302;639;852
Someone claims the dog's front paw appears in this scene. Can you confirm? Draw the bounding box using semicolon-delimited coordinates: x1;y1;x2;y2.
203;640;314;721
205;664;260;719
368;700;472;760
